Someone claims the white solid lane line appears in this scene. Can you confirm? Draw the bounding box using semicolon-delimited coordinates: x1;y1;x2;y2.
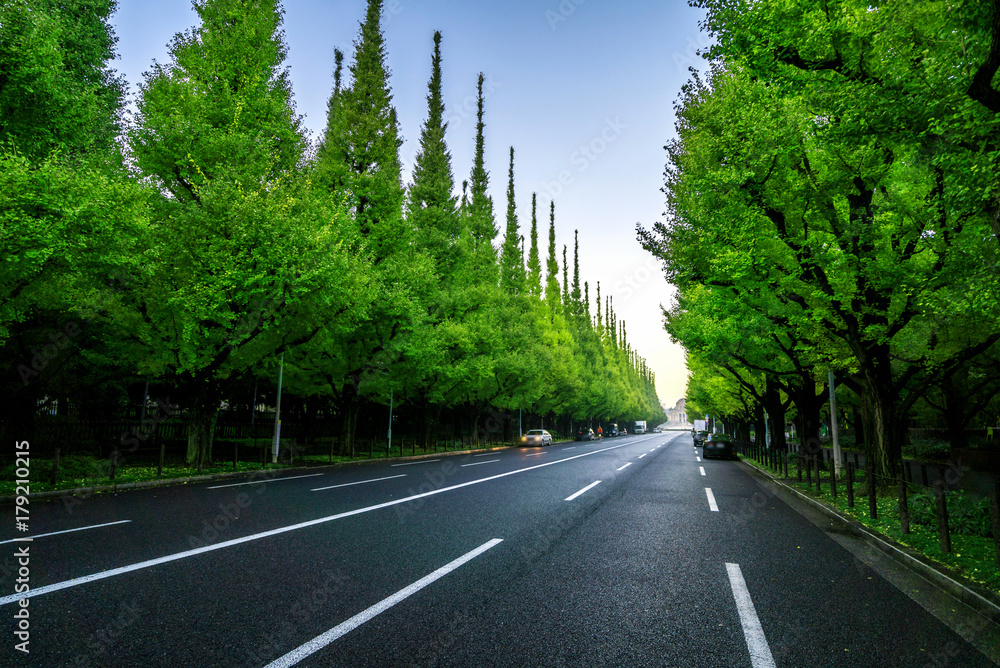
265;539;504;668
0;520;131;545
0;439;640;607
207;473;324;489
616;463;632;471
705;487;719;512
726;563;777;668
311;475;407;492
699;466;706;476
565;480;602;501
460;459;500;467
390;459;442;467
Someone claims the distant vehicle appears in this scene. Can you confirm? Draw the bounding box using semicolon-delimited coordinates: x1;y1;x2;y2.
576;428;595;441
521;429;552;446
634;420;647;434
605;423;619;437
693;430;709;447
703;432;735;459
653;426;662;433
621;427;628;435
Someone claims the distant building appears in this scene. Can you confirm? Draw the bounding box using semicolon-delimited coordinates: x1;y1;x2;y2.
664;398;687;425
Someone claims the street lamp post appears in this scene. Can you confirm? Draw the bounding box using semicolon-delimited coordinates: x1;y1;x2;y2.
272;354;283;464
829;370;842;476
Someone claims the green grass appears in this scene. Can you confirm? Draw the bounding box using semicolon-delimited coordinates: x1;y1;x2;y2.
741;452;1000;597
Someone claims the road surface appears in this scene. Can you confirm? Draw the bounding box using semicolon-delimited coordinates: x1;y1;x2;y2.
2;432;996;666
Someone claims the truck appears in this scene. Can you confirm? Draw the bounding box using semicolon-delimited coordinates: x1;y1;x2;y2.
634;420;646;434
694;419;707;432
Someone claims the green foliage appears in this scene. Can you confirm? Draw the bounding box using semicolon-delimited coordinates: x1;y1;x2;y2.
499;147;525;294
0;0;125;163
907;491;993;538
315;0;404;260
642;0;1000;471
902;438;952;462
4;0;665;462
407;30;459;274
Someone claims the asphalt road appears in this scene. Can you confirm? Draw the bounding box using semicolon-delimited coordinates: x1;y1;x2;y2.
2;432;996;667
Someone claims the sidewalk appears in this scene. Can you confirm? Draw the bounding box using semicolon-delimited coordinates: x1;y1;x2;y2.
738;458;1000;663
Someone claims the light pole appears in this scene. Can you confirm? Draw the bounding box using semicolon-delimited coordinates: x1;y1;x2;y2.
387;387;393;454
272;353;284;464
829;370;842;476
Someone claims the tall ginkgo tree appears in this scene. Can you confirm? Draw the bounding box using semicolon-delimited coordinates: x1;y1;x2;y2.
127;0;366;467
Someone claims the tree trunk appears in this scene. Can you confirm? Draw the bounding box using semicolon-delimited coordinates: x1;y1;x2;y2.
855;344;903;487
470;407;483;446
753;403;766;446
790;377;824;463
337;382;360;457
764;377;787;453
941;373;971;451
186;398;219;466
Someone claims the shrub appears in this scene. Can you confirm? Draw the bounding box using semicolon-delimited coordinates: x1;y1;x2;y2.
907;490;992;537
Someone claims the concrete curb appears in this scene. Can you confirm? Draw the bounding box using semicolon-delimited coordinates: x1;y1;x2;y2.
737;457;1000;625
2;440;577;504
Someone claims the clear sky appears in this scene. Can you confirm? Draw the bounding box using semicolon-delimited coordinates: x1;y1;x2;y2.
110;0;711;408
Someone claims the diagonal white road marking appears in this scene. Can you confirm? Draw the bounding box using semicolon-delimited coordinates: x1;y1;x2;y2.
265;539;504;667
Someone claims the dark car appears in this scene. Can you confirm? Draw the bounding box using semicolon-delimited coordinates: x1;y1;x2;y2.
693;430;709;447
703;432;735;459
576;428;595;441
605;423;619;437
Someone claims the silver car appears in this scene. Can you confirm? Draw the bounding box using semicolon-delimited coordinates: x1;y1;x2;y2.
521;429;553;446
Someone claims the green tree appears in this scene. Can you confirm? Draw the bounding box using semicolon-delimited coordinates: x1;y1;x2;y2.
128;0;365;466
526;193;542;296
544;202;562;316
641;59;998;480
407;30;459;273
315;0;404;259
499;147;525;294
0;0;125;163
466;73;498;266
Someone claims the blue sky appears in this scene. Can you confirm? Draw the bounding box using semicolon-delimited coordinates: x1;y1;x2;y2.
110;0;711;408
